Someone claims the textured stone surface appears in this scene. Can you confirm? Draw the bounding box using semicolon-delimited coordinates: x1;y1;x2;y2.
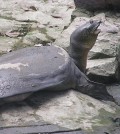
74;0;120;11
0;37;20;54
107;84;120;106
0;0;75;54
0;90;119;133
87;58;117;83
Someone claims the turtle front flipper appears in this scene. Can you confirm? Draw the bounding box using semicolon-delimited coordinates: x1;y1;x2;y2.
74;64;114;101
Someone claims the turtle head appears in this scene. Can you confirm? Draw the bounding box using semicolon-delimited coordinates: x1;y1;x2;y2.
70;20;101;72
85;19;101;35
71;19;101;50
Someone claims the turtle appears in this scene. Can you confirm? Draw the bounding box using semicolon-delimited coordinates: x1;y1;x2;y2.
0;20;113;104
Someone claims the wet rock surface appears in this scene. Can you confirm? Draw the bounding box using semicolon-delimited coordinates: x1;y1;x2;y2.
0;0;120;134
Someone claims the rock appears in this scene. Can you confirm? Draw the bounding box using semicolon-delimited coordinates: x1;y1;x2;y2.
0;18;35;53
5;23;31;38
0;0;74;53
14;11;51;23
0;90;119;133
23;30;51;46
0;19;15;36
88;37;119;59
0;37;20;55
72;8;92;19
74;0;120;11
87;58;117;83
37;23;65;41
107;84;120;106
0;19;31;37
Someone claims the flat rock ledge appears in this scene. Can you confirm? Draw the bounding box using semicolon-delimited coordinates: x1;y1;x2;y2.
0;90;120;134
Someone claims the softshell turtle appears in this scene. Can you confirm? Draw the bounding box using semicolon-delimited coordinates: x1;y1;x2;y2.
0;20;112;104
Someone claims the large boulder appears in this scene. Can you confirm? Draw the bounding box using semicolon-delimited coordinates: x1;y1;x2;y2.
74;0;120;11
0;90;119;134
87;58;117;83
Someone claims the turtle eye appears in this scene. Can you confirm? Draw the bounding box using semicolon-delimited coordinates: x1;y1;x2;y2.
90;19;93;24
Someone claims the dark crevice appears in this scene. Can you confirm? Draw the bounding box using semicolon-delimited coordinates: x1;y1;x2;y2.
25;128;82;134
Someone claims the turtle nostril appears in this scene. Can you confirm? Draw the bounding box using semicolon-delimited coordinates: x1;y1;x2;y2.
90;19;93;24
98;19;102;24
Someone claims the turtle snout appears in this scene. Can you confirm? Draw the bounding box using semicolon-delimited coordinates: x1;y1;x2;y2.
94;20;102;28
97;20;102;27
97;20;102;24
90;20;102;34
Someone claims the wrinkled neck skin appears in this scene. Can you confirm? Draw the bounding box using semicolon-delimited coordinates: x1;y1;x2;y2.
70;40;89;73
69;29;90;73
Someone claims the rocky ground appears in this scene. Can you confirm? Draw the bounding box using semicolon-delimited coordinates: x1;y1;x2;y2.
0;0;120;134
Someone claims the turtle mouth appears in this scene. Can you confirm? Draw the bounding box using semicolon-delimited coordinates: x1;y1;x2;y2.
91;20;101;35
